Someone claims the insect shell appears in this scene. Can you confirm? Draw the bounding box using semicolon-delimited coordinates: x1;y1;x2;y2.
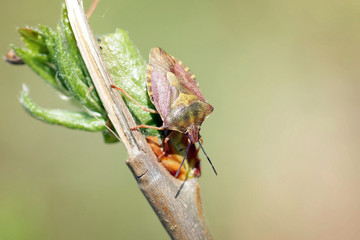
147;47;214;144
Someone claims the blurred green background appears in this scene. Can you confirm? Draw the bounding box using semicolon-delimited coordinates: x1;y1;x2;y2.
1;0;360;239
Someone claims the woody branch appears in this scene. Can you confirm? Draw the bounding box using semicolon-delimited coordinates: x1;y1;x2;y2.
64;1;213;239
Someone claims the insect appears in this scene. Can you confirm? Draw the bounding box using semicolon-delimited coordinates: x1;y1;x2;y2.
112;47;217;178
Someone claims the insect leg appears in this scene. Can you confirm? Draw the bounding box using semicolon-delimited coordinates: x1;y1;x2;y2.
86;0;99;19
199;136;204;145
86;85;94;97
158;131;175;159
131;125;165;131
111;85;158;114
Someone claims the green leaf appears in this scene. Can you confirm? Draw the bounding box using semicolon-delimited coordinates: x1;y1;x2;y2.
38;25;56;63
99;29;162;137
102;129;120;143
20;85;106;132
11;46;58;90
17;28;47;54
37;25;72;95
61;5;90;84
12;6;161;142
52;26;103;113
60;7;102;108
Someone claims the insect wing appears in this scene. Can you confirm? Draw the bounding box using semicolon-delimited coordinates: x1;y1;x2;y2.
147;47;175;120
173;60;205;101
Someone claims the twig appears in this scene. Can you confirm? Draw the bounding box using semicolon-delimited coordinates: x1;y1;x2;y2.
65;1;213;239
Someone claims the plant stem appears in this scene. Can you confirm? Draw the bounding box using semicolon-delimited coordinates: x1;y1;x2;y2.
65;1;213;239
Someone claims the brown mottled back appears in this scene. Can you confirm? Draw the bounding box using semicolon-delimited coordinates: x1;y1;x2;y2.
147;47;174;120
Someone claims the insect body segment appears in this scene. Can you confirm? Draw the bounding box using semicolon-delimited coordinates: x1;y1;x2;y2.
147;47;216;176
113;47;216;178
147;47;214;144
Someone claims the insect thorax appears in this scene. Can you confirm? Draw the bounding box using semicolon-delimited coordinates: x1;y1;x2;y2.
163;100;213;136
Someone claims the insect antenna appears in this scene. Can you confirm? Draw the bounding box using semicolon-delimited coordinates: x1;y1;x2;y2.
175;142;191;178
198;140;217;175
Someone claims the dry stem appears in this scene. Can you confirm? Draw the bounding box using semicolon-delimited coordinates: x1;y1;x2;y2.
65;1;213;239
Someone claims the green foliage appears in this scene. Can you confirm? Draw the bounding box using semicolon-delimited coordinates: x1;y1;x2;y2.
21;86;107;132
11;4;162;142
99;29;161;137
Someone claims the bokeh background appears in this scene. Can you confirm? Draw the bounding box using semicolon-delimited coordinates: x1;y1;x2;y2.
1;0;360;239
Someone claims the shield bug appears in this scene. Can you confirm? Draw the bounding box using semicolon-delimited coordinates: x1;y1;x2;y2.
133;47;216;177
112;47;216;178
